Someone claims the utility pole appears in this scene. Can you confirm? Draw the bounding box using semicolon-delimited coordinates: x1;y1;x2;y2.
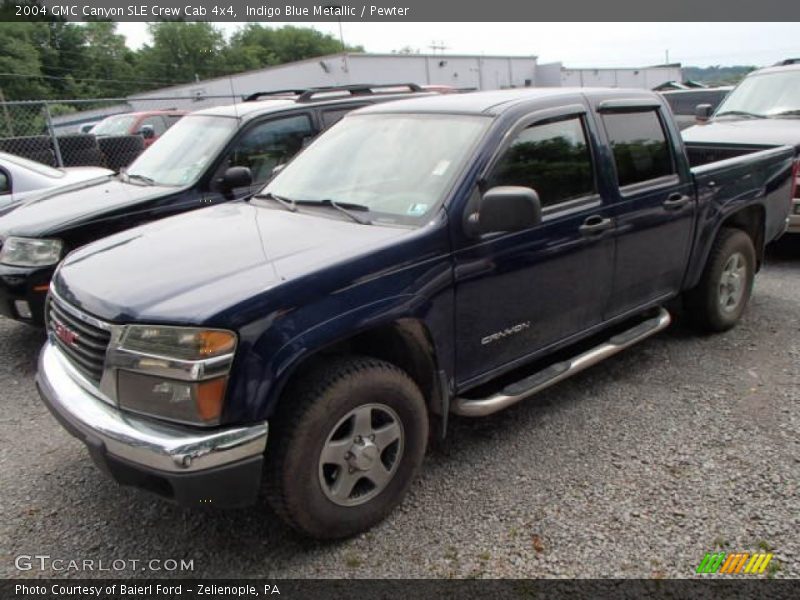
665;49;670;64
429;41;448;54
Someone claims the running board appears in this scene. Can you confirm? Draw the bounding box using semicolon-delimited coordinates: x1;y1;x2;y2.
451;308;672;417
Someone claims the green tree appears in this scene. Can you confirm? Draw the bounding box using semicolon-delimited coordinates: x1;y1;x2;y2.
224;24;363;73
135;22;225;85
82;22;139;97
0;22;49;100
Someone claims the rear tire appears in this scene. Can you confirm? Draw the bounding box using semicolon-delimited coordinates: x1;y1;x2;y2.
264;356;428;539
684;227;756;332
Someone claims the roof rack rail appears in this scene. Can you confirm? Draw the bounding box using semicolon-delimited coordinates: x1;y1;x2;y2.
296;83;423;102
242;89;310;102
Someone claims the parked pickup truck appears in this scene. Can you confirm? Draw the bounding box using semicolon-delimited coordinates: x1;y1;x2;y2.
683;60;800;233
36;88;796;539
0;84;431;326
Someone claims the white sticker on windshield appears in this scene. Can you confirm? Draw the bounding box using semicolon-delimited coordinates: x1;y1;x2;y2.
432;160;451;176
407;203;429;216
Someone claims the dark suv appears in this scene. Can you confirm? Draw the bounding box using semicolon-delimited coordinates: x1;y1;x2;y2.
0;84;431;325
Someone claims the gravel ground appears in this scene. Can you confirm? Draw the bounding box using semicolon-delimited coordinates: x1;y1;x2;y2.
1;239;798;580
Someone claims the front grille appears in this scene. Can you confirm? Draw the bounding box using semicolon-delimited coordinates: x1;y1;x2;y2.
46;295;111;385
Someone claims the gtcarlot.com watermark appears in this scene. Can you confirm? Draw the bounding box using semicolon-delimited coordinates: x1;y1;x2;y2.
14;554;194;573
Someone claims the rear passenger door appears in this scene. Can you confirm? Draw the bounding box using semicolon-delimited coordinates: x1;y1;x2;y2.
598;103;695;318
453;107;615;383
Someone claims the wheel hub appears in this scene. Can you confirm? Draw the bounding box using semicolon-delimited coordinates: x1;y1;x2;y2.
347;438;379;471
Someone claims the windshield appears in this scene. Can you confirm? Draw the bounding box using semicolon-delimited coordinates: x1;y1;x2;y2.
715;70;800;118
93;114;138;136
262;113;490;225
126;115;239;186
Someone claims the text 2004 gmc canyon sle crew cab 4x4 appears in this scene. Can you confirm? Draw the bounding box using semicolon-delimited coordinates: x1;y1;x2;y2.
36;89;797;538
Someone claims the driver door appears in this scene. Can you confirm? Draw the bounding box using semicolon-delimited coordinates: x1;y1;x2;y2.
204;113;316;203
453;109;615;385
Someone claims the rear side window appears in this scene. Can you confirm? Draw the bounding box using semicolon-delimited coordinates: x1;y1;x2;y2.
0;170;9;195
321;107;363;128
487;116;595;208
140;115;167;136
602;111;674;187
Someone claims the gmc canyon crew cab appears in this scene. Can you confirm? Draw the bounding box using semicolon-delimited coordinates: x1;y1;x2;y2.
0;84;430;326
36;89;796;539
683;60;800;233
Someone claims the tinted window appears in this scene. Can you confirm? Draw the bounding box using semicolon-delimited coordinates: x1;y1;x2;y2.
321;107;362;128
487;117;595;208
0;170;9;195
602;111;674;187
664;91;729;115
220;114;315;185
140;115;167;136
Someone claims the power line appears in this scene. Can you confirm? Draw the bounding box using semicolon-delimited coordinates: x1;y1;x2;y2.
0;71;193;87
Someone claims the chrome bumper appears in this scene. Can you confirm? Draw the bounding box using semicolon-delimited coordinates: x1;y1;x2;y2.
36;341;268;474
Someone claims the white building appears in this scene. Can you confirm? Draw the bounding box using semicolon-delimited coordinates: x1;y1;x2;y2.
125;53;683;112
536;62;684;89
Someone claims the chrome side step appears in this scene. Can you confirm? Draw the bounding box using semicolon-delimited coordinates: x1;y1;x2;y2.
451;307;671;417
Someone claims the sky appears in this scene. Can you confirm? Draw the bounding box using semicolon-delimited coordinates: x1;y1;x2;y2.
116;22;799;68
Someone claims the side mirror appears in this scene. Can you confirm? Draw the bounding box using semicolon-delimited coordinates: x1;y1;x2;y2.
695;103;714;123
472;186;542;235
138;124;155;139
218;166;252;191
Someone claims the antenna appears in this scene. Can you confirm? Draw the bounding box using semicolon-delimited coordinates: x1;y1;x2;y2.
228;75;239;119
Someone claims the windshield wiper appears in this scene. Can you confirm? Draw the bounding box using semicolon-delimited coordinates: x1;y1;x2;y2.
714;110;766;119
119;168;156;186
252;191;297;212
767;109;800;117
295;199;372;225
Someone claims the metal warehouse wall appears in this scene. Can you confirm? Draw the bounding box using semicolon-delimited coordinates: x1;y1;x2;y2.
126;53;539;111
537;62;683;89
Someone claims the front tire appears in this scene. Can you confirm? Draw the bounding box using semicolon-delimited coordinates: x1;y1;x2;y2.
264;356;428;539
684;227;756;332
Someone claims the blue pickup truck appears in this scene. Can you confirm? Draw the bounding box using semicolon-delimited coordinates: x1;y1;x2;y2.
35;88;796;539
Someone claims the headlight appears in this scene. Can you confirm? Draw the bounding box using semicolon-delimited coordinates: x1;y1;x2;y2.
115;325;237;426
121;325;236;361
0;237;63;267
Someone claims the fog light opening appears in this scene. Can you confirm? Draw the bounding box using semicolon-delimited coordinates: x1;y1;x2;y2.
14;300;32;320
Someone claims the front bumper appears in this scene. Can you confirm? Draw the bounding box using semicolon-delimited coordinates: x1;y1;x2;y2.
36;342;269;507
0;263;54;325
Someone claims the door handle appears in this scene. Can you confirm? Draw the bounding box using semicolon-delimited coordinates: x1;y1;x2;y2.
579;215;613;236
663;193;690;210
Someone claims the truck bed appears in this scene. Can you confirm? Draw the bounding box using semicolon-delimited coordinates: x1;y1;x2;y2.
685;143;796;288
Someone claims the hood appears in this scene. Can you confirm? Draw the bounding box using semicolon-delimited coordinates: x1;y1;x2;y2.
683;118;800;150
54;202;410;323
0;176;177;236
59;166;114;185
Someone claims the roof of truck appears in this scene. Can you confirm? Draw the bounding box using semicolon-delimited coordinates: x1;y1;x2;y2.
357;87;657;116
188;84;435;121
748;62;800;77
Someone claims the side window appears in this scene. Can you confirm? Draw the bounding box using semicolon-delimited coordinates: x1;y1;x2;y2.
602;110;675;187
140;115;167;136
0;170;9;195
486;116;595;208
321;107;362;129
219;114;315;186
165;114;183;128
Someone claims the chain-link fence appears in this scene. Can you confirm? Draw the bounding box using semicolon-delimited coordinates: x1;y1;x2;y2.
0;95;238;170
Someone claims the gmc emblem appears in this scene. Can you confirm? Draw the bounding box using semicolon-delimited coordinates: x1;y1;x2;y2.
54;320;79;346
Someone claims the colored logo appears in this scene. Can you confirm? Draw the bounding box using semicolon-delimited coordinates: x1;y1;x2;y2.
696;552;773;575
54;320;80;347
